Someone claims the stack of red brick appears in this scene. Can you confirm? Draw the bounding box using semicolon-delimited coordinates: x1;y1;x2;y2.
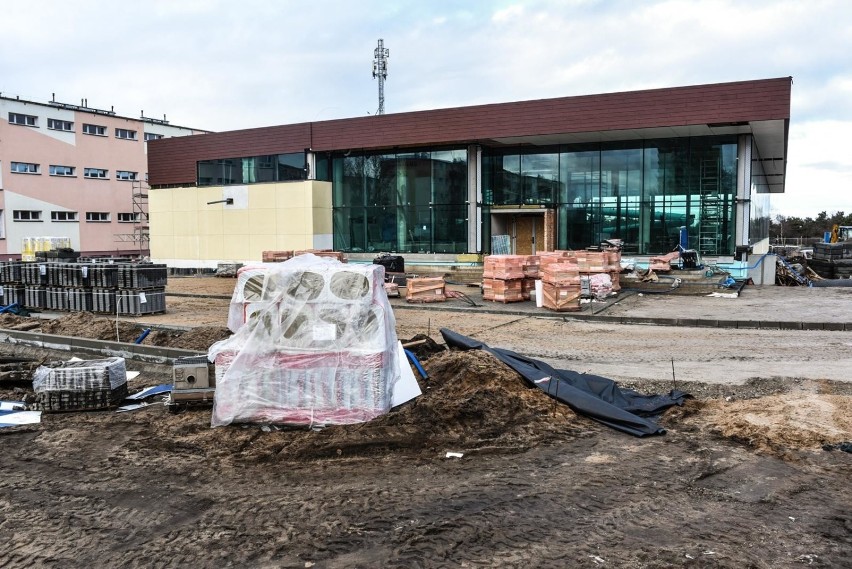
262;250;294;262
482;255;525;303
540;253;581;311
294;249;347;263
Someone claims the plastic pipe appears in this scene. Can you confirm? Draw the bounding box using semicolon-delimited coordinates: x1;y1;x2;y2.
134;328;151;344
404;349;428;380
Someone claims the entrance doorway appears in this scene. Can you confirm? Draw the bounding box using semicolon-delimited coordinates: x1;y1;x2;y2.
490;211;547;255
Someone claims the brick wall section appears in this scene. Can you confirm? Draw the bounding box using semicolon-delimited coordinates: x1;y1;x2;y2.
148;77;792;187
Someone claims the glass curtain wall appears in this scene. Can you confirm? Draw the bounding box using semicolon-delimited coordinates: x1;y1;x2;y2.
197;153;306;186
483;136;737;255
331;149;467;253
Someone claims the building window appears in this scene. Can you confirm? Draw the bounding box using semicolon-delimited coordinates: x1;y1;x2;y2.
11;162;40;174
47;118;73;131
13;210;42;222
117;212;140;223
115;128;137;140
49;165;75;177
82;123;107;136
144;132;164;141
86;212;110;222
115;170;138;181
51;211;78;222
83;168;108;179
8;113;37;127
197;153;307;186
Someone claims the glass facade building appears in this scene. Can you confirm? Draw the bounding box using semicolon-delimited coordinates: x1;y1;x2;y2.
193;137;748;257
483;135;738;255
328;149;468;253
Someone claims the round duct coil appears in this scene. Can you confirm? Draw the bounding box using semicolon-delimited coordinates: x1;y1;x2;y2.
329;271;370;300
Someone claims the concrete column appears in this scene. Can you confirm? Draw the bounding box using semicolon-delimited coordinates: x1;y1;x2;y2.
543;208;556;252
735;134;752;247
306;152;316;180
467;145;481;253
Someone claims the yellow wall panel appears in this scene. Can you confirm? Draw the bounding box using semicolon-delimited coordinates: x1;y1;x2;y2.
171;190;197;213
149;182;334;262
222;235;251;260
311;181;333;209
172;236;201;259
312;208;332;234
199;210;223;234
249;208;277;235
276;183;308;209
249;186;278;209
205;234;225;259
149;190;173;214
150;211;174;237
277;208;308;235
222;210;250;235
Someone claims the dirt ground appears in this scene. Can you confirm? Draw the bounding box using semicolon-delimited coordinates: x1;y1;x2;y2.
0;276;850;567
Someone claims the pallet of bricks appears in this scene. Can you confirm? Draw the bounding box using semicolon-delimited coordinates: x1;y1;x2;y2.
539;252;581;311
8;261;168;316
481;255;525;303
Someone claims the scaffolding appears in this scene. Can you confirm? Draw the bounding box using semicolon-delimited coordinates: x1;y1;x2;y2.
113;180;150;256
697;158;723;256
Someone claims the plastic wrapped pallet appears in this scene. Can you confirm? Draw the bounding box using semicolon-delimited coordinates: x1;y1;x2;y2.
589;273;613;300
209;254;401;428
31;357;128;412
227;265;271;333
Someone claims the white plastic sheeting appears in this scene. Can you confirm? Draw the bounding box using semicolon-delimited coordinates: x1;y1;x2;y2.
32;357;127;392
210;254;401;427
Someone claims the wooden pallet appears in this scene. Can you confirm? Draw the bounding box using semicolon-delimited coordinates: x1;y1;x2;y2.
542;281;581;312
407;277;446;302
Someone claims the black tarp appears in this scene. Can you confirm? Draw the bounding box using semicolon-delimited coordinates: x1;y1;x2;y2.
440;328;689;437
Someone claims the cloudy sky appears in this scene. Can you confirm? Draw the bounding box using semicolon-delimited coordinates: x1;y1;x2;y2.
1;0;850;218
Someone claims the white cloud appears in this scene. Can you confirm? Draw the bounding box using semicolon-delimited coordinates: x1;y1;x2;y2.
1;0;851;215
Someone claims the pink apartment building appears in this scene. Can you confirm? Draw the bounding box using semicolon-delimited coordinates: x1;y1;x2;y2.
0;94;205;259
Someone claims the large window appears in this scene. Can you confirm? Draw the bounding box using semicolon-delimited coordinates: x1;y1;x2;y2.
49;165;75;176
9;113;37;126
47;118;73;131
11;162;40;174
82;124;106;136
86;212;110;222
483;136;738;255
84;168;108;179
51;211;78;222
13;210;42;221
115;128;137;140
331;149;467;253
197;153;306;186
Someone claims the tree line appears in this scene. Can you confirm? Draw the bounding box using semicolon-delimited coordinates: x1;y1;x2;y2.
770;211;852;240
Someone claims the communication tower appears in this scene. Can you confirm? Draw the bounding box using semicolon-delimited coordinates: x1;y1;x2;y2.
372;39;389;115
